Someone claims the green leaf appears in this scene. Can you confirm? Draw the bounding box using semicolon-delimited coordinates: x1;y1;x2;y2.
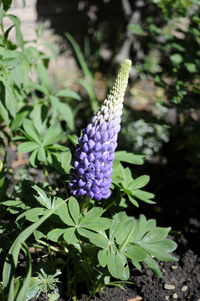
25;208;45;222
37;147;47;162
115;151;145;165
128;195;139;207
129;215;177;274
81;217;111;231
26;277;40;300
121;168;133;188
15;244;32;301
2;0;12;10
98;249;108;267
144;254;162;278
3;80;18;118
142;227;171;243
11;109;29;131
32;185;52;209
128;24;146;36
129;175;150;190
47;228;65;242
7;14;24;48
0;101;9;123
77;228;108;248
23;119;41;144
112;160;125;184
18;141;39;153
132;189;155;204
2;199;65;295
59;103;74;131
35;62;50;91
67;134;78;146
68;197;80;225
126;244;147;262
63;227;78;244
107;251;129;280
56;89;81;100
82;207;103;223
50;96;74;130
43;124;63;146
142;240;177;261
29;149;38;167
185;62;197;73
111;212;136;245
170;53;183;64
59;150;72;173
65;33;93;81
55;198;75;226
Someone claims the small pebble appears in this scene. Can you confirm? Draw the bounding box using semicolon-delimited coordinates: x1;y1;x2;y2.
181;285;188;292
171;265;178;270
127;297;142;301
173;293;178;299
165;296;169;300
164;284;176;290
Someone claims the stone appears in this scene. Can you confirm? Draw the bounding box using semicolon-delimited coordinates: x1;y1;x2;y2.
164;284;176;290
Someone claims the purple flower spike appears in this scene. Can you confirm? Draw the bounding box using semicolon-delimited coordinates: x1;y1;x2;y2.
69;60;132;200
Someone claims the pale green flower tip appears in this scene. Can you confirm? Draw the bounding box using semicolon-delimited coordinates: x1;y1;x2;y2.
120;59;132;74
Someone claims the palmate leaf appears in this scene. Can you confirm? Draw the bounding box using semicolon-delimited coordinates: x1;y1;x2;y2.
126;214;177;277
2;199;66;299
119;167;155;205
52;198;111;245
86;212;177;280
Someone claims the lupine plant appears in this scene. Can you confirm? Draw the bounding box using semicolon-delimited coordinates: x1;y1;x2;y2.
0;2;177;300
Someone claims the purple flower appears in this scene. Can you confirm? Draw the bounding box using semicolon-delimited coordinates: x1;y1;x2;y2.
69;60;132;200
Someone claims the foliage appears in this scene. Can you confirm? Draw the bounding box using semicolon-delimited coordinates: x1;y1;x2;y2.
0;2;178;301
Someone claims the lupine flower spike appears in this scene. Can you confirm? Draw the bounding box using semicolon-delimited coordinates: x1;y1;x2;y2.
69;59;132;200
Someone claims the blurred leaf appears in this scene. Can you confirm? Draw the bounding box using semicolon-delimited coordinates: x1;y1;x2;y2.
18;141;39;153
7;14;24;48
35;63;50;91
170;53;183;64
23;119;41;144
43;124;63;146
2;0;12;10
185;62;197;73
56;89;81;100
67;134;78;146
128;24;146;36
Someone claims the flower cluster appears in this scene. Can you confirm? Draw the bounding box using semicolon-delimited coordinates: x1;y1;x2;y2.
68;60;132;200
